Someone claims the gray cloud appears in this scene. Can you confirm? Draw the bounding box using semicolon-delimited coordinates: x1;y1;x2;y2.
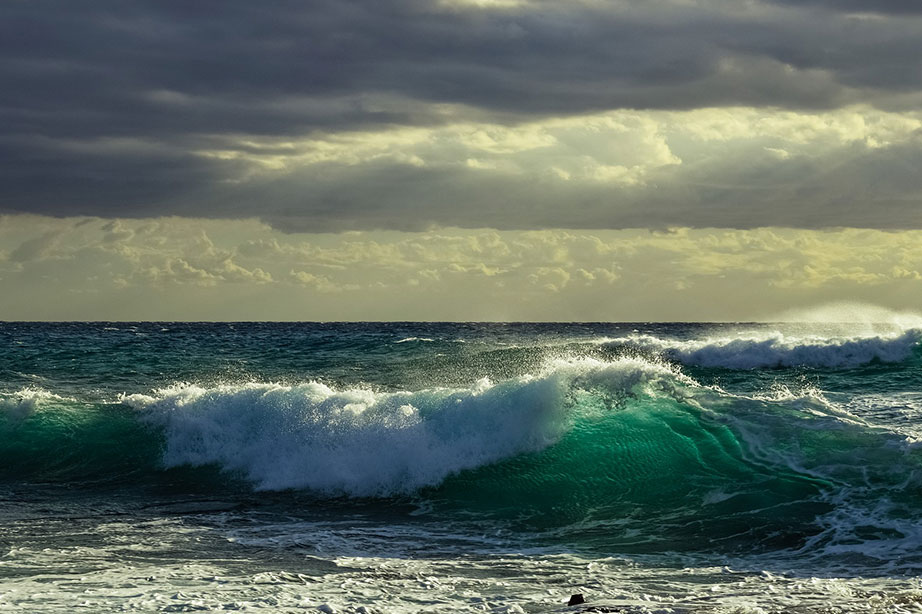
247;144;922;232
2;0;922;228
765;0;922;15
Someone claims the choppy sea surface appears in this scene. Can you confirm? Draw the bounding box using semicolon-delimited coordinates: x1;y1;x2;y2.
3;321;922;613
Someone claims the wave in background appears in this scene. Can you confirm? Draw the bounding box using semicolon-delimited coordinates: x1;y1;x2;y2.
595;303;922;369
604;329;922;369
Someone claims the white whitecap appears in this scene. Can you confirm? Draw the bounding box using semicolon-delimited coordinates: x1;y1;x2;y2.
124;357;687;496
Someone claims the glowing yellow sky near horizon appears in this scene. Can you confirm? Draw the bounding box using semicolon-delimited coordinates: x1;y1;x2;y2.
1;215;921;321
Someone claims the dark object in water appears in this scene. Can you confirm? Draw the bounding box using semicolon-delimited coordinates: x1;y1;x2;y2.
568;594;585;606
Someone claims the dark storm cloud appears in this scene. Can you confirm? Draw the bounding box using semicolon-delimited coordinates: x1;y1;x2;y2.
5;0;913;133
3;0;922;227
0;135;239;216
764;0;922;15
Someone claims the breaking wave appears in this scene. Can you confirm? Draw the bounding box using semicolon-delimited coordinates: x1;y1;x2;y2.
604;330;922;369
123;357;685;495
0;387;74;420
2;356;921;556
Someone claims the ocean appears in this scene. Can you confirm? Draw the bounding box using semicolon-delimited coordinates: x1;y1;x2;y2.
2;321;922;613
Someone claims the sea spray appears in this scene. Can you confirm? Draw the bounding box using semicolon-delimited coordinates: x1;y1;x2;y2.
771;302;922;332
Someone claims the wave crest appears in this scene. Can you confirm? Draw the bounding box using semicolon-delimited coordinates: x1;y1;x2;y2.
124;357;687;496
0;388;74;420
605;330;922;369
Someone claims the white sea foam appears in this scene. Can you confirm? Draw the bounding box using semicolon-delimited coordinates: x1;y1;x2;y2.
123;357;686;496
841;392;922;442
608;329;921;369
0;387;73;420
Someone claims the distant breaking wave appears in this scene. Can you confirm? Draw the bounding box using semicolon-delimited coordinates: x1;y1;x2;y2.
603;330;922;369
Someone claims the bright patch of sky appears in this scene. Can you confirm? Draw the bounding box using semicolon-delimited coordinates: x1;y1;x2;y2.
3;216;921;320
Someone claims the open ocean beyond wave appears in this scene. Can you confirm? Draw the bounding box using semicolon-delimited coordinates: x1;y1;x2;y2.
3;320;922;613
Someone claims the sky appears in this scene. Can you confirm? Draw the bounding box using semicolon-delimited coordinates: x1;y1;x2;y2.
2;0;922;320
